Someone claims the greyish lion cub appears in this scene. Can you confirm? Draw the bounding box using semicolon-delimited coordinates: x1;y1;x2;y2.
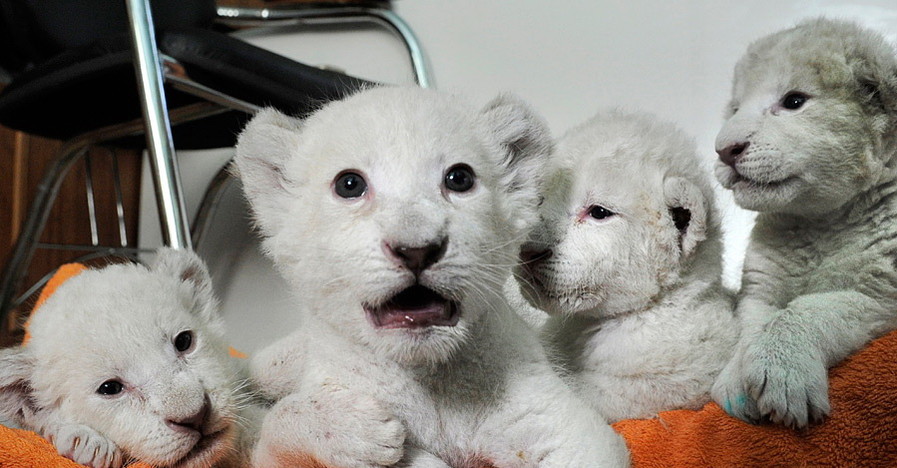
235;87;629;468
0;249;256;468
712;18;897;429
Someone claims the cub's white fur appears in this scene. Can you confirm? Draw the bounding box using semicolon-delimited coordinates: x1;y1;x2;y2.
712;18;897;428
516;110;737;422
235;87;629;467
0;249;255;468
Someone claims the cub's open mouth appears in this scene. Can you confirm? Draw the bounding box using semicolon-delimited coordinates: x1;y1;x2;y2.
365;285;460;329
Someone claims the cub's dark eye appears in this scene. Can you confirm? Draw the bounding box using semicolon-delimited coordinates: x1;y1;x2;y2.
588;205;615;220
781;92;808;110
174;330;194;353
333;172;367;199
97;380;124;396
444;164;475;193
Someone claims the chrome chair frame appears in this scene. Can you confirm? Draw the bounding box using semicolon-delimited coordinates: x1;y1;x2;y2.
216;5;432;88
0;0;431;322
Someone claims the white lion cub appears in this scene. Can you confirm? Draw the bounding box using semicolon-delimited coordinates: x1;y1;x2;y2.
712;18;897;428
235;87;629;468
516;110;737;422
0;249;254;468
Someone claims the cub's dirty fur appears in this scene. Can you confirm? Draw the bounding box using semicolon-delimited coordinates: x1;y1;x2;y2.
235;87;629;468
517;110;737;422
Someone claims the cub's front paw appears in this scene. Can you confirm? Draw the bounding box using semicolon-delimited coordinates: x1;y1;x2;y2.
49;424;122;468
711;352;760;423
323;389;406;468
741;337;831;428
261;387;405;468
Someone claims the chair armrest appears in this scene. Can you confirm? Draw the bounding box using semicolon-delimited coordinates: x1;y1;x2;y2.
215;3;389;29
214;3;431;88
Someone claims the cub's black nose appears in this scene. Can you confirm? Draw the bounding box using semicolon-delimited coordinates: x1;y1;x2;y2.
390;238;448;275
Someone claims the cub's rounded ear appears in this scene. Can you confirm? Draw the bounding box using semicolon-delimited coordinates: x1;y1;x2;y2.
480;94;553;231
233;108;304;236
0;347;36;425
151;248;215;310
663;177;707;260
851;41;897;117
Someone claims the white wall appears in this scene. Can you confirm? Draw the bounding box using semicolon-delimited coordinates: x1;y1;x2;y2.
140;0;897;351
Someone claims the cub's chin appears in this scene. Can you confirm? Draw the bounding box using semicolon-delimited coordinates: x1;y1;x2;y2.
716;162;808;213
166;424;235;468
517;270;595;318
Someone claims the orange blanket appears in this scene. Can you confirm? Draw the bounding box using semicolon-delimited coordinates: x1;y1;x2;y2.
613;327;897;467
3;264;896;467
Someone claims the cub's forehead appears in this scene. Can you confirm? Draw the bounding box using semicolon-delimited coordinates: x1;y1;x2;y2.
288;87;487;168
26;266;198;357
558;112;696;185
308;88;480;143
735;20;888;95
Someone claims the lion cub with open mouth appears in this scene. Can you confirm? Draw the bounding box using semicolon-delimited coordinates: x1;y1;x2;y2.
0;249;254;468
235;87;629;467
517;110;737;422
712;18;897;429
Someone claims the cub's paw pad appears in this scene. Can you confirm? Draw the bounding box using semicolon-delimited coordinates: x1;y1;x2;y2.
323;389;405;467
742;340;830;428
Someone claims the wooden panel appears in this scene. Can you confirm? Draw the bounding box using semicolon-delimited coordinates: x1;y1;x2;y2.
0;128;142;346
0;126;24;251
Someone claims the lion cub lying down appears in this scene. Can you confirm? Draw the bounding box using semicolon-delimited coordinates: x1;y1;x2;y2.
235;87;629;467
0;249;254;468
517;110;737;422
712;18;897;428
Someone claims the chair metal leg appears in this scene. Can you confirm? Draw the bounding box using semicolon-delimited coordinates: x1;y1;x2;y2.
83;152;100;246
216;5;434;88
366;8;432;88
109;149;129;248
0;145;89;319
0;102;230;328
190;163;235;250
125;0;191;250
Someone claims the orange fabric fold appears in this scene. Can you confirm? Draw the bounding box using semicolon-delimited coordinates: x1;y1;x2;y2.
0;425;90;468
22;263;87;346
613;328;897;467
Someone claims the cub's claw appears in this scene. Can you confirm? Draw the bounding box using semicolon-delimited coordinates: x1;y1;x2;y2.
742;337;830;429
50;424;123;468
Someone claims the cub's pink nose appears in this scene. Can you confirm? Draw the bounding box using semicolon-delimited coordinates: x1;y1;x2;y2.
717;142;749;168
166;397;210;434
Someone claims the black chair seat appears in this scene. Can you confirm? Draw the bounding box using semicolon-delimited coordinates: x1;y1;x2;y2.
0;28;373;149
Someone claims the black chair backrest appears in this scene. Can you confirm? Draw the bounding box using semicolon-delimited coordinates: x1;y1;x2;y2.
0;0;217;74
